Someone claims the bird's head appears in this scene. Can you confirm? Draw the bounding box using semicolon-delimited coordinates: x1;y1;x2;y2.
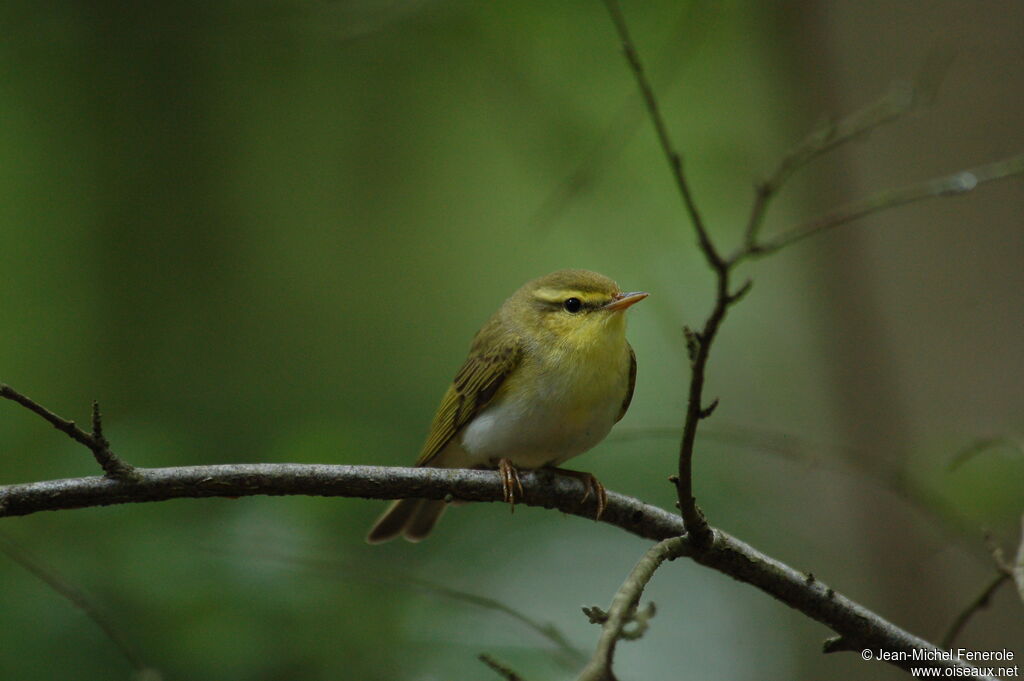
507;269;648;352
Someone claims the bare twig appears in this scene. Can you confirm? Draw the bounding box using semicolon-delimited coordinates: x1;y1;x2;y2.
823;635;860;653
479;653;527;681
940;573;1009;648
601;0;1024;560
948;435;1024;472
942;517;1024;645
1013;515;1024;603
743;81;919;250
602;0;740;549
601;0;720;269
577;537;684;681
201;543;586;668
0;384;100;452
0;384;138;481
530;1;708;233
992;515;1024;604
746;153;1024;258
90;402;138;481
0;533;154;676
0;463;996;678
412;578;586;667
596;5;1022;677
612;423;987;545
672;265;737;549
741;45;955;253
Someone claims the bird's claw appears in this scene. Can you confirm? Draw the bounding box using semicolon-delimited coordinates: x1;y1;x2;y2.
497;458;524;513
550;468;607;520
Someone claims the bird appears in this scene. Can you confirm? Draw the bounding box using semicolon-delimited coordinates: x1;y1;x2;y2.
366;269;647;543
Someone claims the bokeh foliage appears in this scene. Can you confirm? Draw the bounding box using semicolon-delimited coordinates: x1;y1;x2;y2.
1;1;1021;680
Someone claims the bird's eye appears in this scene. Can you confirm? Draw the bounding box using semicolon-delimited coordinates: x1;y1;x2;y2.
563;297;583;313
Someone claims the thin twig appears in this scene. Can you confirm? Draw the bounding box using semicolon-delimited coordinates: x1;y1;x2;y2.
479;653;527;681
200;543;586;668
982;522;1024;603
998;514;1024;604
0;532;151;674
937;513;1024;649
595;6;1021;677
577;537;684;681
602;0;738;549
0;384;100;452
417;580;586;667
601;0;721;270
948;434;1024;472
741;46;955;252
743;81;918;250
745;153;1024;258
601;0;1024;558
612;424;987;546
530;1;708;233
673;274;738;549
940;573;1009;648
90;401;138;480
0;384;138;481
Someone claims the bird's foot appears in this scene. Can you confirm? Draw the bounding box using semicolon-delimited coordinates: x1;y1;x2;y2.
497;458;524;513
549;467;607;520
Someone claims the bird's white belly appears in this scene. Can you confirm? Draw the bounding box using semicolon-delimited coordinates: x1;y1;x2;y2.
443;367;626;470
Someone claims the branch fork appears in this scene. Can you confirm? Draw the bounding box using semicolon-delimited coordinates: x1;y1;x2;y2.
0;385;139;481
599;0;1021;677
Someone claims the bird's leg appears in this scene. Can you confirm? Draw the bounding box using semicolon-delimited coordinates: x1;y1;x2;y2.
547;467;607;520
496;458;524;513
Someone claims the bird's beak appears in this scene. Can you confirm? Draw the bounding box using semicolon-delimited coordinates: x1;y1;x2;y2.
603;291;649;312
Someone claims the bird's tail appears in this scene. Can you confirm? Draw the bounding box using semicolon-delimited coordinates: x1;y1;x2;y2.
365;498;447;544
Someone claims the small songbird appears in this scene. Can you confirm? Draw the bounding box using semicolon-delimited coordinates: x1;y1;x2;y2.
366;269;648;543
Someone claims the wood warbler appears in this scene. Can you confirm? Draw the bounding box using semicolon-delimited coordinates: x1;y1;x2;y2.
366;269;647;543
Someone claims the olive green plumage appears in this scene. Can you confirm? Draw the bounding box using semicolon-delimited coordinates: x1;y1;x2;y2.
367;269;646;543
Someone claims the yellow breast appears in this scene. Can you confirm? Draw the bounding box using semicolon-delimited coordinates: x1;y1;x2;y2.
452;317;632;469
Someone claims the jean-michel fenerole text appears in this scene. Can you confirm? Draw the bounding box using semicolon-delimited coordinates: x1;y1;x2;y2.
874;648;1015;663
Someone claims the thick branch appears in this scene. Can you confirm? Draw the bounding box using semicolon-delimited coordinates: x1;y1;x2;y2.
577;537;684;681
0;464;995;679
693;528;993;679
0;465;677;538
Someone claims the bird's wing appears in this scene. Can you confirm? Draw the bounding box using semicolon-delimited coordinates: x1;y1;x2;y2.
415;324;522;467
616;343;637;422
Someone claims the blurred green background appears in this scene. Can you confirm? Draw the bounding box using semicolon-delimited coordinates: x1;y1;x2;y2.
1;1;1022;679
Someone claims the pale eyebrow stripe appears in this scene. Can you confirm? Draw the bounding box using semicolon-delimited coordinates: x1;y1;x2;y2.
533;288;582;303
532;288;610;306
